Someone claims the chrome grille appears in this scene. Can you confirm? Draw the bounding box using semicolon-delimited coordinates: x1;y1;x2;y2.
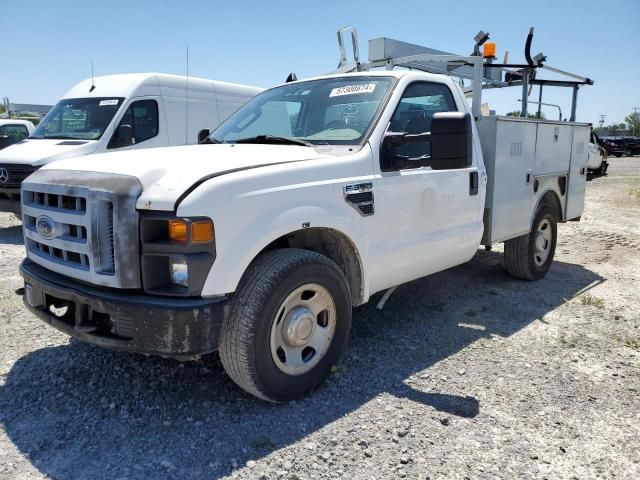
26;237;90;269
96;200;115;274
22;188;99;276
21;170;142;289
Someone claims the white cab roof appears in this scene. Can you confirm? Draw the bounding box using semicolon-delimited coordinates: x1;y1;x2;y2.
270;69;452;91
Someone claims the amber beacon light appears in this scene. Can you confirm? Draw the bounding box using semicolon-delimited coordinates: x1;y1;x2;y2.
483;42;496;59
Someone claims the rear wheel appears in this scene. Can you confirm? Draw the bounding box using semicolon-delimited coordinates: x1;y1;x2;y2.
504;203;557;280
219;248;352;402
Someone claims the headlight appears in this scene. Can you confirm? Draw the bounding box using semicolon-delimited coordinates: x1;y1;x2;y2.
140;214;216;297
169;257;189;287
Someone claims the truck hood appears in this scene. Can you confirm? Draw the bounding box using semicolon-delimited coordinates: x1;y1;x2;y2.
0;138;99;165
42;143;334;211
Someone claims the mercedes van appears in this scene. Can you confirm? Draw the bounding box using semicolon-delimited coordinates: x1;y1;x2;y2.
0;73;262;214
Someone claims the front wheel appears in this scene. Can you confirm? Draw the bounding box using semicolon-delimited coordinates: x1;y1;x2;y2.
219;248;352;402
504;203;557;280
598;161;609;175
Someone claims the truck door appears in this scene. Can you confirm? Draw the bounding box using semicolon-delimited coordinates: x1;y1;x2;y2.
368;82;483;293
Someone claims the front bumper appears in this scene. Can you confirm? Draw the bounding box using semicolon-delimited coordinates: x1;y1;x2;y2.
0;188;21;214
19;259;227;359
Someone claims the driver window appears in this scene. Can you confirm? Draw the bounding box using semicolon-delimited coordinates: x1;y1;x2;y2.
108;99;158;149
386;82;457;164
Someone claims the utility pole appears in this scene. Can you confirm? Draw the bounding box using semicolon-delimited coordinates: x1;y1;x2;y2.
599;114;606;130
632;108;639;136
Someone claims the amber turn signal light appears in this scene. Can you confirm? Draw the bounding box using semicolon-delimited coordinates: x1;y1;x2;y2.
168;220;188;242
191;220;214;243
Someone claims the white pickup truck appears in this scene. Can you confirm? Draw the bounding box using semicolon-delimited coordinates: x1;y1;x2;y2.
18;33;592;402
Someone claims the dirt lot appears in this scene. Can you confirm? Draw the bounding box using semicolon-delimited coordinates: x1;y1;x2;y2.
0;158;639;480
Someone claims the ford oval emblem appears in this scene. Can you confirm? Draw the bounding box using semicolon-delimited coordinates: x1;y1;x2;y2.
36;216;56;239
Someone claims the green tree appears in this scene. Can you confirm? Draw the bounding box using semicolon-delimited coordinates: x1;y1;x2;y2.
594;122;627;136
506;110;546;119
625;112;640;136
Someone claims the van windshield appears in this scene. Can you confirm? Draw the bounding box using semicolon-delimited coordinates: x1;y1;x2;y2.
210;77;394;146
31;97;124;140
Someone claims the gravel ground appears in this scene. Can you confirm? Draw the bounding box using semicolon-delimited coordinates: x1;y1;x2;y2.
1;158;639;480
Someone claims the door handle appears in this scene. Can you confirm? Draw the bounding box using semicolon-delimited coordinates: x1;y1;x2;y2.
469;171;479;196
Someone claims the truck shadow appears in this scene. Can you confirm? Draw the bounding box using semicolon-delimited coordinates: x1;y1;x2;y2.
0;250;604;480
0;225;24;245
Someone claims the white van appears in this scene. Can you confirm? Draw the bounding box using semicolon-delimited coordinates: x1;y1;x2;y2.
0;73;262;214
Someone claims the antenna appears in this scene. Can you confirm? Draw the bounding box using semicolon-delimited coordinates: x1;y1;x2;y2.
185;45;189;145
90;60;96;93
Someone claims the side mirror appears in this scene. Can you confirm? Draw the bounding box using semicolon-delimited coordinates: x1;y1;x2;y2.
381;133;429;170
381;112;472;171
117;124;133;146
0;135;11;150
198;128;210;143
429;112;473;170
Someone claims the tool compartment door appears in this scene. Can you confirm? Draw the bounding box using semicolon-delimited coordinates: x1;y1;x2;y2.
565;126;589;220
534;123;573;174
487;119;537;242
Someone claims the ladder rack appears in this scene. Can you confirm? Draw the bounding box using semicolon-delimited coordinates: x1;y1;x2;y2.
330;26;593;121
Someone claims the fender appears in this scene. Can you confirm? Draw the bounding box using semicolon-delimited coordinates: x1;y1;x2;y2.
531;184;564;226
199;201;370;299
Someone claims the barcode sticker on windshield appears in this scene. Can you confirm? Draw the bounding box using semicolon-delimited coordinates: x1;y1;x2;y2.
99;99;119;106
329;84;376;97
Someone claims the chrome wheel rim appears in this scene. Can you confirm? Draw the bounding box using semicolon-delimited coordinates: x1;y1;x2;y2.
534;218;552;266
270;283;336;376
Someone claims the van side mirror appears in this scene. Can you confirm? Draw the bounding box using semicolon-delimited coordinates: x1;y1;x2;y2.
198;129;210;143
117;124;134;146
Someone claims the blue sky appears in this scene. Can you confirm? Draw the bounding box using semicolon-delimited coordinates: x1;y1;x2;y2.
1;0;638;125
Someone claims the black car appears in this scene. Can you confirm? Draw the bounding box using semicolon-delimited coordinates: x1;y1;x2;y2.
619;137;640;156
601;137;627;157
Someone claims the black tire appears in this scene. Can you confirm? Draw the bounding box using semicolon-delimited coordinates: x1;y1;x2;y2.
504;202;557;280
614;153;622;158
219;248;352;402
599;161;608;175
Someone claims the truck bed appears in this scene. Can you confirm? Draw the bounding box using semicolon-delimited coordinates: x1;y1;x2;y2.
477;116;590;245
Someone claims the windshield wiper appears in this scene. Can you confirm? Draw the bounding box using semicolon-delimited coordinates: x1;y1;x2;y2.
233;134;312;147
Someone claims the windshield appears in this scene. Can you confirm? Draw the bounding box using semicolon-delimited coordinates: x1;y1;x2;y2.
31;97;124;140
210;76;394;145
